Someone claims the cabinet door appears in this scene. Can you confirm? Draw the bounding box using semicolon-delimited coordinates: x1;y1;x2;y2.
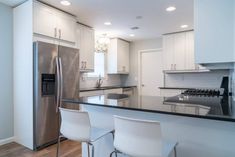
174;33;186;70
163;35;174;70
185;31;195;70
195;0;234;63
33;2;57;38
56;13;76;43
79;25;95;71
117;39;129;73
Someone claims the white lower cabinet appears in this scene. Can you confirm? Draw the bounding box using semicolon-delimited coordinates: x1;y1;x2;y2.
80;88;123;97
103;88;123;94
80;90;103;97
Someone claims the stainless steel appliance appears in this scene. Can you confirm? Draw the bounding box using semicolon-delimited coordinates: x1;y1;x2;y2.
33;41;80;150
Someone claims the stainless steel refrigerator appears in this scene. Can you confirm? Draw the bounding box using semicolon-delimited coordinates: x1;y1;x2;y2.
33;41;80;150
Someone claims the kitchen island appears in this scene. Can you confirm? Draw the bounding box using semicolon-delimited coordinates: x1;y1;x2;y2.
63;94;235;157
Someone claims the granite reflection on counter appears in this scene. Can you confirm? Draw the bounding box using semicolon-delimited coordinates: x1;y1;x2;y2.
63;93;235;122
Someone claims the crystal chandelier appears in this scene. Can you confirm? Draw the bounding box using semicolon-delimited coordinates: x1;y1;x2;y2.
95;34;110;53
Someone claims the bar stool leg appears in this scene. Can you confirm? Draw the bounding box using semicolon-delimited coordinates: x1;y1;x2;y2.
87;143;90;157
174;146;177;157
111;131;117;157
90;143;95;157
56;136;62;157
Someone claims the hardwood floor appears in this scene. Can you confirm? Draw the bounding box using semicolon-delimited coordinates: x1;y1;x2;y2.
0;140;81;157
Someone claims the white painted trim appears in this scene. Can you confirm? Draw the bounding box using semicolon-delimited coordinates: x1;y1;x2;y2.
0;137;15;146
137;48;163;96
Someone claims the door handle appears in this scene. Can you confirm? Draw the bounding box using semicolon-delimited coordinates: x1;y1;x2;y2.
58;29;62;39
142;84;145;87
81;61;84;69
55;57;60;113
59;57;63;108
54;28;57;38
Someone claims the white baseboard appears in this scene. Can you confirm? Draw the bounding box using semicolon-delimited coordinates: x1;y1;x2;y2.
0;137;15;146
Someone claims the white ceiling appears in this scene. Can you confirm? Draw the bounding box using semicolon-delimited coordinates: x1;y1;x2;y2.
0;0;25;7
1;0;194;41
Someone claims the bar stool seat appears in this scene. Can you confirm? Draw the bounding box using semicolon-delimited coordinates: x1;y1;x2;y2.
162;140;178;157
90;127;114;142
57;107;115;157
111;116;178;157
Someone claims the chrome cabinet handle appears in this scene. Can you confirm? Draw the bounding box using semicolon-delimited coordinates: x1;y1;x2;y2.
81;61;85;69
55;57;60;113
85;61;87;69
59;57;63;108
171;64;173;70
123;66;126;72
54;28;57;38
58;29;61;39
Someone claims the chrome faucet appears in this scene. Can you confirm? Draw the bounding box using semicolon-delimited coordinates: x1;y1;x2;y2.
96;75;103;88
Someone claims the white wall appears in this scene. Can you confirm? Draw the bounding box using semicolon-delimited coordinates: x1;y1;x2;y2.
122;38;163;86
80;74;122;89
165;70;230;88
13;0;34;149
0;3;13;141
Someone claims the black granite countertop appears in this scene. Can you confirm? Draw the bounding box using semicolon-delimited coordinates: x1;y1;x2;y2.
159;87;195;90
80;85;137;92
63;94;235;122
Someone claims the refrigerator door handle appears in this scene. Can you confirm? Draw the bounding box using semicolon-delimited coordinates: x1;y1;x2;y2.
59;57;63;107
55;57;61;113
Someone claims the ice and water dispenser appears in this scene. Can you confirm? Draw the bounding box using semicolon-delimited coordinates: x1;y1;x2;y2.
41;74;55;96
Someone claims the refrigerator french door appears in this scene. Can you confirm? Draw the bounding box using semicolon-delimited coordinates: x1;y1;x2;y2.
33;41;80;150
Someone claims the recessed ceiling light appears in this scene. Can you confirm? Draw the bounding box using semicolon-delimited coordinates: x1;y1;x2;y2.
130;34;135;37
181;25;189;28
166;6;176;12
136;16;143;19
131;26;139;30
60;0;71;6
104;22;112;26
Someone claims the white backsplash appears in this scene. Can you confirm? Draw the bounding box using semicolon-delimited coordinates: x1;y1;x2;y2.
165;70;230;88
80;74;122;89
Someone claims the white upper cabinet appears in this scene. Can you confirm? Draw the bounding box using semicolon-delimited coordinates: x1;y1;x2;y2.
77;24;95;72
33;1;76;43
185;31;196;70
107;38;130;74
163;34;175;70
33;3;57;38
163;31;202;71
174;32;186;70
194;0;234;64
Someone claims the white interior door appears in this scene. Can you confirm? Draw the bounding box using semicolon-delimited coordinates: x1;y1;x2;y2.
141;50;163;96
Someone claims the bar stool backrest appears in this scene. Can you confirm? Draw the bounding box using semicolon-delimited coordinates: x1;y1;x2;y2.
59;107;91;142
114;116;162;157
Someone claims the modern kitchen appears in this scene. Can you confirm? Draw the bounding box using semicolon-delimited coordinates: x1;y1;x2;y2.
0;0;235;157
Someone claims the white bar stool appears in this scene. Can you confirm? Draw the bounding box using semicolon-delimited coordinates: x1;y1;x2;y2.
57;107;115;157
110;116;178;157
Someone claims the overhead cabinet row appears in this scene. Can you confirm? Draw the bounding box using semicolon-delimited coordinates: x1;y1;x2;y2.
163;31;205;71
33;1;95;72
33;1;76;43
